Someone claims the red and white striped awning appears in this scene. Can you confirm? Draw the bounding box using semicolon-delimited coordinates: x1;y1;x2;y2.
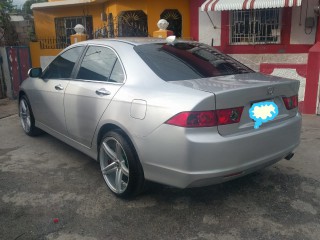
201;0;302;11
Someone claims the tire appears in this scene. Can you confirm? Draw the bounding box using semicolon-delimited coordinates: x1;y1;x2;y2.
19;95;43;136
99;130;145;199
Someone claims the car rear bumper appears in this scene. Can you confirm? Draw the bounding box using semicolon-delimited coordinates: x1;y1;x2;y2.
135;113;302;188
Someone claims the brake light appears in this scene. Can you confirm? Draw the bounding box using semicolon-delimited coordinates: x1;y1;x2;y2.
282;95;298;110
165;107;243;128
217;107;243;125
166;111;217;127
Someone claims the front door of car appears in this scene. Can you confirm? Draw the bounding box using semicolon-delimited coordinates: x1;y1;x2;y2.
30;78;69;135
32;46;85;135
64;45;125;147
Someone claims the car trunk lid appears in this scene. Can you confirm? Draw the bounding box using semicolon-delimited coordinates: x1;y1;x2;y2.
170;73;300;136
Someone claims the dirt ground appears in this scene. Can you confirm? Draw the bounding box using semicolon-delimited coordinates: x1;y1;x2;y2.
0;99;320;240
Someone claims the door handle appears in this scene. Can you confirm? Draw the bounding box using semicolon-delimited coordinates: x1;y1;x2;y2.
96;88;111;96
55;84;64;91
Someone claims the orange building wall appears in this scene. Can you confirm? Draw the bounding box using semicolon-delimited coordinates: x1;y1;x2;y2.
33;3;105;38
29;42;61;67
106;0;190;38
31;0;190;67
33;0;190;38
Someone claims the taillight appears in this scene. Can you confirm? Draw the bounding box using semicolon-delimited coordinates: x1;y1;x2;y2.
165;107;243;128
165;111;217;127
282;95;298;110
216;107;243;125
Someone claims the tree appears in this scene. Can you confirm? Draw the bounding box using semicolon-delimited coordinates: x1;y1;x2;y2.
0;0;14;13
0;0;18;45
23;0;47;15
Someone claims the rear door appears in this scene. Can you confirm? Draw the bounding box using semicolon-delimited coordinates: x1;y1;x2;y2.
64;45;125;147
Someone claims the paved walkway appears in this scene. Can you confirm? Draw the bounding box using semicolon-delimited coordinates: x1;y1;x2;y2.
0;98;18;119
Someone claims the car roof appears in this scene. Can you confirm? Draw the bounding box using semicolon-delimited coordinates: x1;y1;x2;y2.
72;37;198;47
75;37;168;46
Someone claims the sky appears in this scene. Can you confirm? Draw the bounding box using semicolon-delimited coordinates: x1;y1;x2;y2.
13;0;26;8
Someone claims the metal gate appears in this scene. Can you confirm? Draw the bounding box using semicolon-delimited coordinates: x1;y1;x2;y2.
6;46;31;98
316;83;320;115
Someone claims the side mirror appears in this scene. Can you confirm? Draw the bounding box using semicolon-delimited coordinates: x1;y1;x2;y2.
28;68;42;78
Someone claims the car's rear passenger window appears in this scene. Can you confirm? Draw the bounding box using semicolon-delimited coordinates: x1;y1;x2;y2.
76;46;125;83
109;59;125;83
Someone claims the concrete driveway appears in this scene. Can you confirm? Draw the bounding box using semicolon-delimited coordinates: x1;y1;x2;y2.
0;101;319;240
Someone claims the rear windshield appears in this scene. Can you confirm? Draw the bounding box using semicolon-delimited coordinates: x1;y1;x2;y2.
134;42;253;81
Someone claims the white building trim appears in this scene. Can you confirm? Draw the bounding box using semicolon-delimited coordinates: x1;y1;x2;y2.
31;0;106;10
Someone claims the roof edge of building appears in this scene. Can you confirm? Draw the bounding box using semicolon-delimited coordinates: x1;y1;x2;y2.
31;0;105;10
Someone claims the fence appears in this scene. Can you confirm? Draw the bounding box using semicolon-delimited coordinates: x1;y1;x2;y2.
6;46;31;98
36;11;152;49
0;56;5;98
38;38;69;50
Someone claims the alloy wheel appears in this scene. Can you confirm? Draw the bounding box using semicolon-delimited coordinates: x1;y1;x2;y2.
20;98;31;133
99;137;130;194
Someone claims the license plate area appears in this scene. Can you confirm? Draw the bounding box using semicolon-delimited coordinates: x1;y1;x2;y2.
249;100;279;128
250;98;273;106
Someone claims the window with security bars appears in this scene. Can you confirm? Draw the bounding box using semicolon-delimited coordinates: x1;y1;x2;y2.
55;16;93;47
230;9;281;45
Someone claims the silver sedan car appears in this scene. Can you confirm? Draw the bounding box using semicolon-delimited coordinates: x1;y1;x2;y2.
19;38;301;198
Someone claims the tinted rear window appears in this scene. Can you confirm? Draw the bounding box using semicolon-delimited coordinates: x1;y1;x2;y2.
134;42;253;81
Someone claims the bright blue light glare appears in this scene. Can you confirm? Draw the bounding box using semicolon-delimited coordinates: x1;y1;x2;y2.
249;101;279;129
